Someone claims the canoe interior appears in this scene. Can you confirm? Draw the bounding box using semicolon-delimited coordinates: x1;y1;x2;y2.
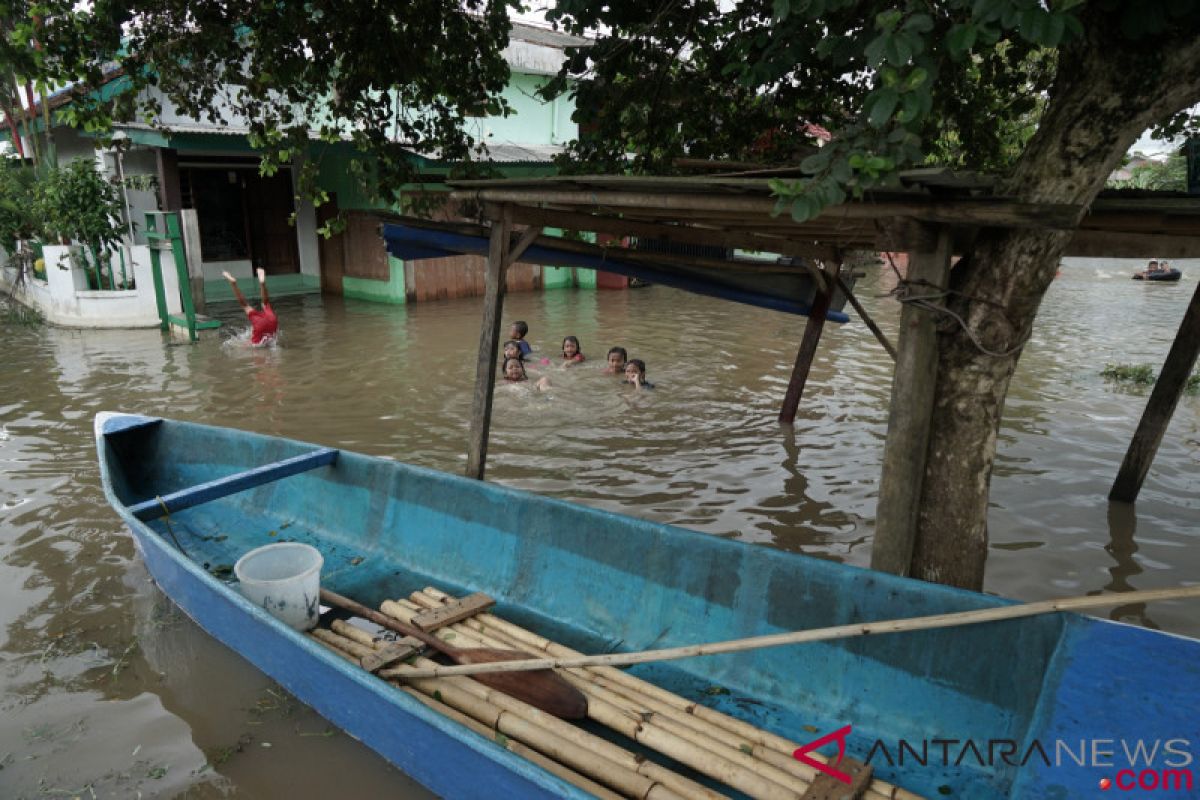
98;416;1198;799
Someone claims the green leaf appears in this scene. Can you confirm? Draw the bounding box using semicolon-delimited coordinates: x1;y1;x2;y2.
875;9;902;32
868;88;899;128
946;24;977;58
800;152;828;174
790;195;815;222
830;157;852;182
773;0;790;22
898;91;922;123
903;13;933;34
905;67;929;91
1043;13;1065;46
864;34;888;68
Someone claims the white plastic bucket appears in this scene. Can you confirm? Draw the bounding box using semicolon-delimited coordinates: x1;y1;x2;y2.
234;542;323;631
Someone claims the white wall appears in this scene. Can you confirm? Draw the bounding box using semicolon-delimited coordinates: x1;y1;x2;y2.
1;244;182;328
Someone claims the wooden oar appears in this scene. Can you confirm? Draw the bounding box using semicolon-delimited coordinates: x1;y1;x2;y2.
318;588;588;719
392;584;1200;679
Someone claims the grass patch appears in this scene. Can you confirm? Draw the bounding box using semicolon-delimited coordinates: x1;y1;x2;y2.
1102;363;1200;393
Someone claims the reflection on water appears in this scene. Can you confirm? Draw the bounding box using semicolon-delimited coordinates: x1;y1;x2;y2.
1;258;1198;796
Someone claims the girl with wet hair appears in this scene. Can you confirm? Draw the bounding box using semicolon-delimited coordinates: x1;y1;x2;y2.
502;356;550;390
561;335;585;364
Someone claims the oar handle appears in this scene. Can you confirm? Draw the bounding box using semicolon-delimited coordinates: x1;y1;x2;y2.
320;588;457;658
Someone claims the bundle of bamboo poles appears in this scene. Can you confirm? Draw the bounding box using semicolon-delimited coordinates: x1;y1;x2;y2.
309;587;923;800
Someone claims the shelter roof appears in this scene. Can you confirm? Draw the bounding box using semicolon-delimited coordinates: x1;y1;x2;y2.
447;171;1200;258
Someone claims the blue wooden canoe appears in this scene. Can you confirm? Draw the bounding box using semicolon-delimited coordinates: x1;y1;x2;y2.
95;412;1200;799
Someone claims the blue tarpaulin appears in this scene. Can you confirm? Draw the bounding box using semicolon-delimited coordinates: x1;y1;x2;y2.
381;222;850;322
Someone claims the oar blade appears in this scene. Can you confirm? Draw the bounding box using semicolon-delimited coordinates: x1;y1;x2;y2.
455;648;588;720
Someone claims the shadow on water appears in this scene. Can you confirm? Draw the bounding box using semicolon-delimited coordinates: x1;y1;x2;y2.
1097;502;1160;630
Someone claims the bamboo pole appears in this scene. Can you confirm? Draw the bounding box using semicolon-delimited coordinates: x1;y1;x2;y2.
412;587;907;800
405;591;913;800
397;585;1200;681
379;600;729;800
311;633;625;800
311;627;690;800
389;598;788;800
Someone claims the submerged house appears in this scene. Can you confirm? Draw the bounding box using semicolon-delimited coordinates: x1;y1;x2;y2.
1;23;602;328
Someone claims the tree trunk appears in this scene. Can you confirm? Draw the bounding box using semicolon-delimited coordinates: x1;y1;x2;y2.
908;10;1200;589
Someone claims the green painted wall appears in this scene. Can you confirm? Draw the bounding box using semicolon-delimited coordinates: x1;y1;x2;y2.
343;256;407;304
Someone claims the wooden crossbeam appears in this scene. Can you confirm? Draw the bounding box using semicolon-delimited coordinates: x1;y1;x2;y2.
128;447;339;521
410;592;496;632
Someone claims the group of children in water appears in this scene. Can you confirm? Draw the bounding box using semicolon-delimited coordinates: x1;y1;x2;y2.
500;320;653;391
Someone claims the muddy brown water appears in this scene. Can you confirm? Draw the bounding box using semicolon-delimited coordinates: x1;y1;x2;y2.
2;261;1198;798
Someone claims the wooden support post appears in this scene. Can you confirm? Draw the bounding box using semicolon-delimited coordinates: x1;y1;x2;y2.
778;258;841;424
465;205;513;480
1109;279;1200;502
870;225;953;576
836;274;897;360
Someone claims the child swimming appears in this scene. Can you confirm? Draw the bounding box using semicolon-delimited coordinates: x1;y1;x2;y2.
502;357;550;390
503;340;524;362
561;335;585;365
624;358;654;389
223;268;278;345
508;321;533;356
603;346;627;374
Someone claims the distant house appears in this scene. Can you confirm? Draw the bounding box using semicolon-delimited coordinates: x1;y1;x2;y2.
2;22;596;327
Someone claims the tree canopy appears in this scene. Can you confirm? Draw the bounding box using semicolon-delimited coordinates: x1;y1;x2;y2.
4;0;521;207
542;0;1199;218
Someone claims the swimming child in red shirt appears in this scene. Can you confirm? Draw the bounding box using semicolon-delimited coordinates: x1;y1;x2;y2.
561;335;585;365
223;268;278;345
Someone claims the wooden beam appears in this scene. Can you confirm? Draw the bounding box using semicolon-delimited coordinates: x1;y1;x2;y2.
503;225;543;269
1109;279;1200;502
1064;229;1200;259
465;205;512;480
837;274;897;360
870;225;953;576
778;259;841;424
453;189;1083;230
508;205;836;257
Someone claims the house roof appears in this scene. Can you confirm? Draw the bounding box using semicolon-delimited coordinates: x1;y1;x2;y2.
509;22;591;49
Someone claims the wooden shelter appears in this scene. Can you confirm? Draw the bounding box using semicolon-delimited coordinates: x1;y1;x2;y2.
386;170;1200;577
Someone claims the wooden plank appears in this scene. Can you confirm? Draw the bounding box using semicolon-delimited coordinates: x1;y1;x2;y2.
837;274;897;360
128;447;339;521
508;206;839;257
870;225;953;576
453;189;1083;230
1063;229;1200;259
410;593;496;632
800;759;873;800
465;205;512;480
778;259;841;424
360;639;423;673
1109;279;1200;502
344;213;391;280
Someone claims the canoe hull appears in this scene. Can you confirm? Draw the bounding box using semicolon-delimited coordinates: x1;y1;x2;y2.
126;503;590;800
96;413;1200;799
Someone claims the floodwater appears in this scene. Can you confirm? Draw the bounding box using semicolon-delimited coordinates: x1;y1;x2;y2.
1;260;1198;798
